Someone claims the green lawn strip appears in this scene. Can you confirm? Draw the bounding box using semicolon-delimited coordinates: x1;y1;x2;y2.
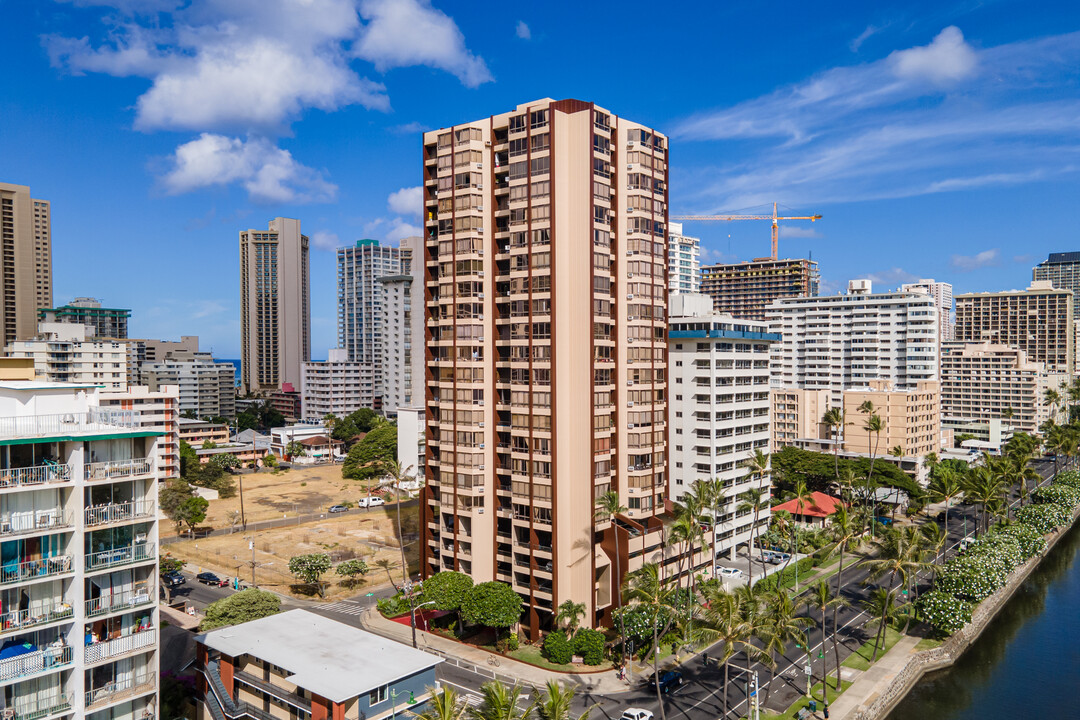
841;626;904;671
913;637;942;652
483;643;612;673
755;676;853;719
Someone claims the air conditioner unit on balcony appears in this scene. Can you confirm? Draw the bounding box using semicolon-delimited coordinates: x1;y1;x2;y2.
626;164;633;171
478;271;485;277
627;271;633;278
485;141;491;146
628;315;636;322
627;294;634;300
479;422;485;427
477;184;484;190
627;401;634;407
479;443;485;449
627;380;634;386
476;163;483;169
628;423;636;429
627;250;634;256
627;142;634;148
478;293;484;299
478;464;485;470
478;400;485;406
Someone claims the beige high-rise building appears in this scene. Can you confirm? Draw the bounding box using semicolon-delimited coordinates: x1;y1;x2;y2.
0;182;53;344
955;280;1074;374
421;99;671;636
239;217;310;394
841;381;940;459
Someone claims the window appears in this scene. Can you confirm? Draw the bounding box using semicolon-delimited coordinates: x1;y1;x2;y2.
370;686;389;705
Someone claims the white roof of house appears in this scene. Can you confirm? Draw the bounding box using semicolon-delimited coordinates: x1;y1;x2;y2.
196;609;441;703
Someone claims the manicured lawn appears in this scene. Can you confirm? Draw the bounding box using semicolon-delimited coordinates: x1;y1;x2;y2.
914;637;943;651
754;676;853;719
842;626;904;671
487;643;612;672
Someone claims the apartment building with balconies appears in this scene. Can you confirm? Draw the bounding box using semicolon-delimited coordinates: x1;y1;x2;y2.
5;324;131;391
0;359;161;720
300;350;367;421
668;294;777;560
667;222;700;295
955;280;1074;375
421;99;670;637
700;257;819;321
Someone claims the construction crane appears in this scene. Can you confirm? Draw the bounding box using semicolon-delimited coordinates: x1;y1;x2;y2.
671;202;822;260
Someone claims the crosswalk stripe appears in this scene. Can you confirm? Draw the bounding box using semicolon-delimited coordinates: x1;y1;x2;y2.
319;601;366;616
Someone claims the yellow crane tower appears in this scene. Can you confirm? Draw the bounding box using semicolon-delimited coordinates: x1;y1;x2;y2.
670;202;822;260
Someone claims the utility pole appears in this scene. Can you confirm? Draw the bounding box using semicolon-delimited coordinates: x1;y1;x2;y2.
751;670;760;720
248;539;256;585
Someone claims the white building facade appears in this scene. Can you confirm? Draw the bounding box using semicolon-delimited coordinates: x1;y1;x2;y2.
300;349;367;420
667;222;701;294
5;324;130;391
0;370;162;720
669;294;777;559
375;275;413;417
767;279;939;408
901;279;954;342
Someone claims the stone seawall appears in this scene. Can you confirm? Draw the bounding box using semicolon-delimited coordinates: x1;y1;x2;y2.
849;504;1080;720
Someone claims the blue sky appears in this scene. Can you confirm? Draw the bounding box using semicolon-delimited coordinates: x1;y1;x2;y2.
2;0;1078;358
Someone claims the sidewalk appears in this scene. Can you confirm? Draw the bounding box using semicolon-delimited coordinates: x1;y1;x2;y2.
359;606;631;694
827;634;921;719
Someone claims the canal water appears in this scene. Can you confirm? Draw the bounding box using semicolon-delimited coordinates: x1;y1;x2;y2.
887;519;1080;720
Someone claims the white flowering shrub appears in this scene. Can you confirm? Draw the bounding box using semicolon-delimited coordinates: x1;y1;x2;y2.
918;590;973;635
967;534;1023;570
936;553;1010;602
1031;485;1080;509
990;523;1046;559
1014;503;1071;534
1052;470;1080;489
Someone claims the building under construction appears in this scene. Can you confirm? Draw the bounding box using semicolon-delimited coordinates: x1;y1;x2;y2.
700;257;819;320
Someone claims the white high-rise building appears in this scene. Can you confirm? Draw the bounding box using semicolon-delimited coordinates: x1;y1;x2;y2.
668;222;700;294
767;279;939;408
6;323;131;391
337;239;400;365
668;294;776;559
300;349;367;420
376;274;412;416
901;279;954;341
0;360;162;720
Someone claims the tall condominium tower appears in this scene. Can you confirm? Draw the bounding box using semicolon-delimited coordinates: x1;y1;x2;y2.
1033;252;1080;316
955;280;1074;375
700;257;819;321
901;279;954;342
667;222;700;294
239;218;310;394
38;297;131;339
0;183;53;344
337;239;401;363
421;99;670;637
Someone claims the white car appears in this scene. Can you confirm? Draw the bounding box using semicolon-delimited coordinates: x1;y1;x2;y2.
718;567;743;579
357;496;385;508
620;710;654;720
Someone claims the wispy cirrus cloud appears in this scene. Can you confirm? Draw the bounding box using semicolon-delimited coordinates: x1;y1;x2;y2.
43;0;490;203
951;249;1001;271
672;27;1080;213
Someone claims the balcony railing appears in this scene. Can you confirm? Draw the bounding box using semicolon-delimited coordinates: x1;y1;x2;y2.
85;543;154;572
0;645;72;682
86;587;153;618
6;690;71;720
0;511;73;539
85;628;156;664
0;463;72;490
0;602;74;635
85;672;156;710
84;500;156;528
85;458;152;482
0;410;140;441
0;556;74;586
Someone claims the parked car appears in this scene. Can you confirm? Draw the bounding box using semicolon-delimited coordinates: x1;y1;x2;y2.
357;496;385;508
770;552;790;565
718;567;743;579
760;550;777;564
620;710;653;720
328;504;349;513
658;671;684;694
161;571;185;588
196;572;228;587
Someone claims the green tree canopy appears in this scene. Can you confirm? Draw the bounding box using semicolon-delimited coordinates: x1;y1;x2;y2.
178;496;209;534
288;554;333;597
160;479;195;533
771;446;922;498
200;588;281;631
342;422;397;480
335;559;369;587
461;581;522;630
209;453;241;470
422;570;473;611
285;441;306;458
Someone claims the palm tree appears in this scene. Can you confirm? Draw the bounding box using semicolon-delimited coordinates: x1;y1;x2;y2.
963;463;1006;536
821;407;847;478
595;491;629;666
889;446;903;459
919;521;947;571
410;686;468;720
623;564;678;720
697;586;749;720
864;587;899;662
533;681;590;720
374;558;399;589
762;587;811;702
926;467;963;543
859;525;925;594
700;478;728;576
467;681;533;720
783;478;814;591
862;413;885;529
737;486;769;586
1001;406;1015;421
554;600;586;637
807;580;848;704
1045;388;1062;424
380;459;418;584
836;466;860;504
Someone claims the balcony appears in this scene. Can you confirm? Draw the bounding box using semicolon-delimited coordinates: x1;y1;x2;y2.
0;556;74;586
0;510;72;539
0;602;74;636
85;627;156;664
84;500;156;528
0;463;72;491
85;672;156;711
0;410;140;441
85;458;152;482
0;645;72;682
85;586;153;618
85;543;155;573
5;690;71;720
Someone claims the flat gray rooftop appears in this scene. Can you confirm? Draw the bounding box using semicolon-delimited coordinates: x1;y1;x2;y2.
196;609;441;703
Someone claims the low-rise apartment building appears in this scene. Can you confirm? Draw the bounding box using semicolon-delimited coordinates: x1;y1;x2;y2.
196;609;442;720
178;419;230;446
5;323;131;391
301;350;367;421
97;384;181;480
139;354;235;420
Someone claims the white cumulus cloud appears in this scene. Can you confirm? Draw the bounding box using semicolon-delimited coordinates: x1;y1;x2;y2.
387;186;423;219
310;231;341;251
516;21;531;40
950;249;1001;271
889;26;978;84
162;134;337;204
